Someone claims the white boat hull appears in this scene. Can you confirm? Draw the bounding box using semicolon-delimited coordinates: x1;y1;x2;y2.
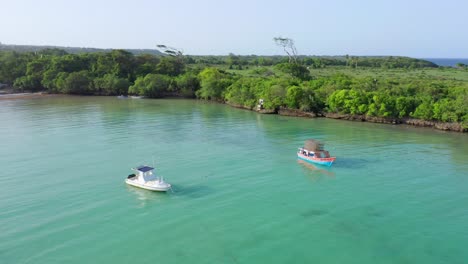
125;178;171;192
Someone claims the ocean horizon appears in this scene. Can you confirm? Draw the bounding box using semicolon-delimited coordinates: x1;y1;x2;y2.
422;58;468;67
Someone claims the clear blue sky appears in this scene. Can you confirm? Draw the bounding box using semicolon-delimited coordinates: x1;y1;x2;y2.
1;0;467;57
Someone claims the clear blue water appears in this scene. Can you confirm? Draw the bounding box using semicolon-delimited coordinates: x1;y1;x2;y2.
1;96;467;264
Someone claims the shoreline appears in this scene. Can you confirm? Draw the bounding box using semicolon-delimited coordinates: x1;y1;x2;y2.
1;92;466;133
322;112;466;133
225;102;467;133
0;92;62;100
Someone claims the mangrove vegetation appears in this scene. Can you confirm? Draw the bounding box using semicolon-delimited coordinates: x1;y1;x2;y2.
0;46;467;129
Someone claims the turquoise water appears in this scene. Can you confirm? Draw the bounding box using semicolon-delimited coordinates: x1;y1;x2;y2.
1;96;467;264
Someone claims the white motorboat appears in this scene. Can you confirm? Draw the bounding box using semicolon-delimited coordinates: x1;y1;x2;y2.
125;165;171;192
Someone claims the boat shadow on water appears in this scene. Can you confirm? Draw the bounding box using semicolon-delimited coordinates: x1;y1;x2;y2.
331;157;370;169
171;184;215;199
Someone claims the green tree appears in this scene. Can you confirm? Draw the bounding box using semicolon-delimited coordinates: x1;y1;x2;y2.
16;58;50;91
275;63;311;80
156;57;185;76
412;99;434;120
225;77;264;108
227;53;241;66
53;72;69;93
94;74;131;95
134;54;160;77
300;86;325;113
41;69;60;92
129;74;172;98
196;68;232;100
327;89;348;113
176;72;200;98
260;83;287;110
110;50;135;80
58;71;92;94
0;51;30;84
285;85;303;109
395;96;415;118
13;75;41;92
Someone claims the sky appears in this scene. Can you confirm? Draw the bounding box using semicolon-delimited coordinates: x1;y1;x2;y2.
1;0;467;57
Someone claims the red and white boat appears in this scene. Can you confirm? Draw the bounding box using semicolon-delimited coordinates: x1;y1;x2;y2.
297;139;336;167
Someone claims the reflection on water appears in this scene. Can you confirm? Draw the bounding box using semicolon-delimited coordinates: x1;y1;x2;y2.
125;185;169;206
297;159;335;178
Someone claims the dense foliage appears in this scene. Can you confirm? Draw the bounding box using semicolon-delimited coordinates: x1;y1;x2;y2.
0;43;162;55
0;49;467;127
0;49;198;97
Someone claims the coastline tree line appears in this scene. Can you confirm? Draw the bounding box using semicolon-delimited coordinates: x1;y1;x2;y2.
0;48;466;127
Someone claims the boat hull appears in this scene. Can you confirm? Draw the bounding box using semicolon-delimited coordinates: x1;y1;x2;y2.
125;179;171;192
297;153;336;167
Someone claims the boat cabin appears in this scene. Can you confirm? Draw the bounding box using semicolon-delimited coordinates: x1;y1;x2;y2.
125;164;171;191
298;147;331;158
131;165;157;184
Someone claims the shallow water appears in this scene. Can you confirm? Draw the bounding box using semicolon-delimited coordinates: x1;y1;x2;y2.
1;96;467;264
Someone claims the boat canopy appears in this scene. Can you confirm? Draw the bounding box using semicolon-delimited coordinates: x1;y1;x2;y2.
135;166;154;173
304;139;325;151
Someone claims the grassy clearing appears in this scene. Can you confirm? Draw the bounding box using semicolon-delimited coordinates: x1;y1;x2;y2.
218;65;468;83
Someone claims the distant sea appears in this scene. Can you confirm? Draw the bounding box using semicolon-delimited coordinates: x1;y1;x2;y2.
422;58;468;67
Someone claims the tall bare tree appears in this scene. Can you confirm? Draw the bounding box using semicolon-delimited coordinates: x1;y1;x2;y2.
155;44;186;76
273;37;298;64
156;44;183;56
156;44;184;64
